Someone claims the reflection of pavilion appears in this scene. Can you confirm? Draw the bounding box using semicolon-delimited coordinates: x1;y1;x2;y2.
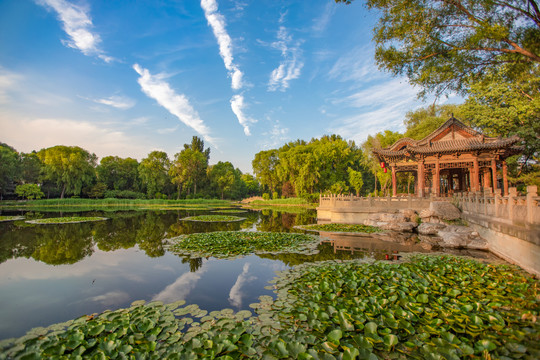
372;117;522;197
318;231;429;255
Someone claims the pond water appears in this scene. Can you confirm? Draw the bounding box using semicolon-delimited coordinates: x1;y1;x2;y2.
0;207;498;340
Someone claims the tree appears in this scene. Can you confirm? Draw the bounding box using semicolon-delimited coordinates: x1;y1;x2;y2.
337;0;540;97
252;150;280;193
87;182;107;199
20;152;42;184
170;148;207;198
241;174;260;197
362;130;404;193
347;168;364;196
97;156;140;192
15;184;44;200
208;162;238;200
37;146;97;198
404;104;465;140
184;136;210;162
138;151;171;198
0;143;20;199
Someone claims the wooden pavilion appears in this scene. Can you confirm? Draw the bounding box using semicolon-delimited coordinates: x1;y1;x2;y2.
372;117;522;197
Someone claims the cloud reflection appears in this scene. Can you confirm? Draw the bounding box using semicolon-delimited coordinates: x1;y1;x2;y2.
228;262;256;308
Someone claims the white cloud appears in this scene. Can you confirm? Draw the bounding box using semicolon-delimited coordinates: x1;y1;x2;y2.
228;263;256;308
88;291;130;307
260;119;289;149
328;46;384;83
0;68;22;103
230;94;255;136
152;264;208;303
133;64;215;145
312;3;335;34
200;0;244;90
92;95;135;110
0;117;153;160
268;27;303;91
36;0;114;62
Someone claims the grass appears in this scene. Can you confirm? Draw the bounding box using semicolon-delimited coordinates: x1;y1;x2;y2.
249;197;312;206
180;215;246;222
0;215;25;222
0;198;232;210
297;223;384;233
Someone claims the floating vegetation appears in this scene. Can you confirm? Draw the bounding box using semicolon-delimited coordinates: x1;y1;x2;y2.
297;223;383;233
256;254;540;359
180;215;246;222
211;209;248;214
0;300;257;359
169;231;319;259
0;216;24;222
25;217;108;224
2;255;538;359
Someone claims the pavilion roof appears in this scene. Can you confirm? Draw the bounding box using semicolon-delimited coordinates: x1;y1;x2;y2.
372;117;522;160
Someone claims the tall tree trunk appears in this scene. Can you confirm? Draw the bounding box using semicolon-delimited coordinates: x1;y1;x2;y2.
60;183;66;199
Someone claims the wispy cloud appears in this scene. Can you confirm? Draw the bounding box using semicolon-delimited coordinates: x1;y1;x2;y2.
200;0;243;90
268;27;303;92
152;264;208;303
312;3;335;35
133;64;215;145
228;263;256;308
91;95;135;110
0;67;22;103
230;95;255;136
260;119;289;149
88;290;130;307
36;0;114;62
328;46;381;83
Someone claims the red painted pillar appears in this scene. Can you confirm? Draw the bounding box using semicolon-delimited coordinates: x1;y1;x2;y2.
502;160;509;196
392;166;397;197
491;159;498;193
473;158;479;192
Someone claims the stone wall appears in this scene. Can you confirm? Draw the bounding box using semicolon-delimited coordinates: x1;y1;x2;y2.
317;187;540;276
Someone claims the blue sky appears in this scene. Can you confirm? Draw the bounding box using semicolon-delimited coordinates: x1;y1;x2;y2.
0;0;447;173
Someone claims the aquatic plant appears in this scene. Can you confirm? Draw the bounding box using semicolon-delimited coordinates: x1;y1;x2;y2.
211;209;248;214
1;255;538;359
297;223;383;233
0;216;24;222
25;217;108;224
180;215;246;222
169;231;319;259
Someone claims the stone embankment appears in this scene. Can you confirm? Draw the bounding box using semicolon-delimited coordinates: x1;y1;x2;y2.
364;201;488;251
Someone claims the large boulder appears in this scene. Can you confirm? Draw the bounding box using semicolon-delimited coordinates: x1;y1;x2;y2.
436;225;487;250
365;212;417;232
420;201;461;223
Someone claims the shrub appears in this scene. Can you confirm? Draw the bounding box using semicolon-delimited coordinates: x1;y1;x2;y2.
272;191;279;200
104;190;146;199
15;184;44;200
262;193;270;200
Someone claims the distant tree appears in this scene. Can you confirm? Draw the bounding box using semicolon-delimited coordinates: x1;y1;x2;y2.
337;0;540;97
208;162;239;199
252;150;280;193
97;156;140;192
87;182;107;199
37;146;97;198
362;130;403;193
241;174;260;197
20;152;42;184
0;143;20;199
15;184;44;200
170;148;207;198
281;181;295;198
184;136;211;162
138;151;171;199
347;168;364;196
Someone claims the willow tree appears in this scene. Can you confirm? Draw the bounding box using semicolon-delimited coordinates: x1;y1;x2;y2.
138;151;171;199
37;146;97;198
337;0;540;97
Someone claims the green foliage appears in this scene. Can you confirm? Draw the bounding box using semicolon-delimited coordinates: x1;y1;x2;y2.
298;223;383;233
404;104;465;140
104;189;146;199
170;231;319;258
347;168;364;196
262;193;270;200
338;0;540;98
181;215;245;222
26;217;107;224
250;197;310;206
15;183;44;200
0;143;21;198
97;156;141;192
37;145;97;199
139;151;171;199
87;182;107;199
3;255;538;359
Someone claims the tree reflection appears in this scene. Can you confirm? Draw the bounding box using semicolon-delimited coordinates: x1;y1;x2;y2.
135;212;167;257
181;256;203;272
31;224;94;265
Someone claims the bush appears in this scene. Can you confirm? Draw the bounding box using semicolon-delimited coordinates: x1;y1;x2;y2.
15;184;44;200
272;191;279;200
262;193;270;200
302;192;320;204
104;190;146;199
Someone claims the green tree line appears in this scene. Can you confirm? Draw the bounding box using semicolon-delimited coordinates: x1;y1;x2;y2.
0;137;260;201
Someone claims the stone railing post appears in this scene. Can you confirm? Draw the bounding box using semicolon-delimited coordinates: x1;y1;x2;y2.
526;185;538;224
508;187;517;223
494;189;501;217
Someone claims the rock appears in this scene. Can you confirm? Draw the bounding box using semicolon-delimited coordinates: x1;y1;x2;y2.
399;209;418;222
380;221;417;232
436;225;488;250
418;222;446;235
429;201;461;221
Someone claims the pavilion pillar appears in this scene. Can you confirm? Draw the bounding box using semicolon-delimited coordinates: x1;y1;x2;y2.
491;158;498;193
417;161;424;198
473;157;479;192
502;160;509;196
391;166;397;197
434;158;440;196
483;168;491;189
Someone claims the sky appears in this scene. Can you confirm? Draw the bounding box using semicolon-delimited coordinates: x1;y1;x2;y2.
0;0;448;173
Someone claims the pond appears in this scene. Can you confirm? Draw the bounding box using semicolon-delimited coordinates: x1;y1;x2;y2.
0;207;499;340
